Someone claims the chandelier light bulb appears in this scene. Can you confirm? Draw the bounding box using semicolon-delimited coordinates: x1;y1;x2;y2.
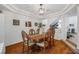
39;8;44;14
39;4;45;15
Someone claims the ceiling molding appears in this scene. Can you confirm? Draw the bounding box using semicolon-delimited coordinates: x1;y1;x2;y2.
47;4;76;19
9;5;40;18
2;4;39;19
47;4;70;16
2;4;76;19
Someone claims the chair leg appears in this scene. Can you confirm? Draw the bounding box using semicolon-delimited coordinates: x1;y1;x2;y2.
27;46;32;54
23;43;28;53
44;46;46;53
40;47;45;54
23;43;25;53
27;46;29;54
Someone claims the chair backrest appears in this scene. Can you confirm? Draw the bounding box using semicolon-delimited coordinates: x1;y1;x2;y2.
29;29;35;35
46;27;55;39
52;28;55;37
36;29;40;34
21;31;28;42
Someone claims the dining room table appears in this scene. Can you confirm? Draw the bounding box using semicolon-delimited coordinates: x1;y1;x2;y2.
28;33;48;41
28;32;54;48
27;28;55;53
28;33;49;53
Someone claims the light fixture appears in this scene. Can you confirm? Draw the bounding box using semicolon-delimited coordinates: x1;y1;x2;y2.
59;20;62;23
39;4;45;15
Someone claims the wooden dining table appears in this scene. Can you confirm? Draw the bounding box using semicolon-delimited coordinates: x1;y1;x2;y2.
28;33;49;53
28;33;54;48
28;33;48;41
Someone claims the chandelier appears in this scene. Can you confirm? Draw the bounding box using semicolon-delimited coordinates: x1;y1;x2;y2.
39;4;45;15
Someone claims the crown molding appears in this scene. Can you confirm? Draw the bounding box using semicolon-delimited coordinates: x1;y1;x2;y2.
2;4;76;20
2;4;39;20
47;4;76;19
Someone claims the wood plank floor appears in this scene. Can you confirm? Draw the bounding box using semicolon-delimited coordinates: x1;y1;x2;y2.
5;40;74;54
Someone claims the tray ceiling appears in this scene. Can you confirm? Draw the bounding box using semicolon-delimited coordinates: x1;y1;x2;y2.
0;4;76;19
13;4;67;15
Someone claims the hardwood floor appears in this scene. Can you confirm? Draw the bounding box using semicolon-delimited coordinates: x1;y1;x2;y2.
6;40;74;54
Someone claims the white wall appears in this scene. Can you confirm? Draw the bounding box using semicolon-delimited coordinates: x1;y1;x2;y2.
54;16;68;40
43;16;68;40
0;14;5;43
77;5;79;49
3;10;41;46
42;17;57;32
60;6;78;49
0;13;5;53
66;16;77;44
67;16;77;32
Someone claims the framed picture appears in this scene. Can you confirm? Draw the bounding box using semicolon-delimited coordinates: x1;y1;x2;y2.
13;19;20;25
28;21;31;27
25;21;32;27
69;24;74;27
39;23;42;27
35;22;38;26
25;22;27;27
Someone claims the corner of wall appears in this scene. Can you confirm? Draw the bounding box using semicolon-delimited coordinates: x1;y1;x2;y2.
62;40;76;50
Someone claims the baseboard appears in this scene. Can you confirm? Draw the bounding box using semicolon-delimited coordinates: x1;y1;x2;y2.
6;41;23;48
62;40;76;50
66;39;77;47
5;39;23;47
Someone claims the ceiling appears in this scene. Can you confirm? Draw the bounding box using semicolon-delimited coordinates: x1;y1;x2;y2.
13;4;66;15
65;6;77;16
0;4;76;19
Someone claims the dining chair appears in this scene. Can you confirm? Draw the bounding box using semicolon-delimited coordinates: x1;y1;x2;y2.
51;28;55;46
35;28;53;53
29;29;35;35
46;27;55;47
21;30;35;53
36;35;49;53
36;29;40;34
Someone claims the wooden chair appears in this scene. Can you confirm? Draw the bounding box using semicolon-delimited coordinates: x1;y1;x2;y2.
21;31;35;53
51;28;55;46
36;29;40;34
46;27;55;47
29;29;35;35
36;34;49;53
